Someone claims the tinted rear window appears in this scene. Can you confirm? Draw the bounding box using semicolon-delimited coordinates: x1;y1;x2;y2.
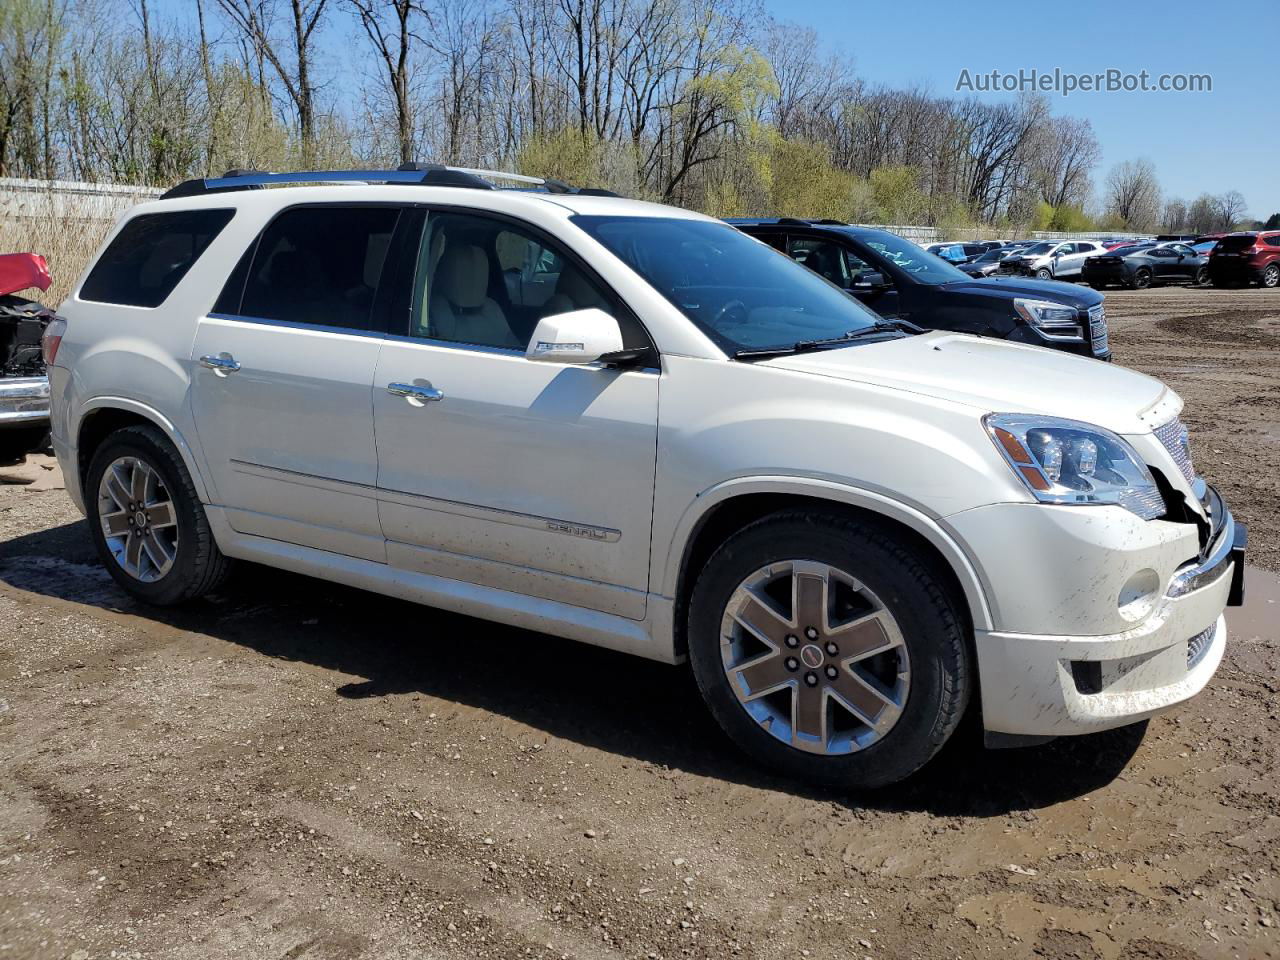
239;206;400;331
1218;235;1256;251
81;209;235;307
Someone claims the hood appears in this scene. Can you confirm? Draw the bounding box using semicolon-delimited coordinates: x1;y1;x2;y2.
761;332;1170;435
940;275;1104;307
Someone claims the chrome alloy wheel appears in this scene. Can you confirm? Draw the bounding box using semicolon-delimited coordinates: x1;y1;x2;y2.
720;560;910;755
97;456;179;583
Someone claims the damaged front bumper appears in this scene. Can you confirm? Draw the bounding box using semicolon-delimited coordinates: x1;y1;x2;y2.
948;490;1244;738
0;375;50;428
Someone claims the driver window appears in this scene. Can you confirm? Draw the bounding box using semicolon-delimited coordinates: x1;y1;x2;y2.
409;212;615;350
787;238;851;287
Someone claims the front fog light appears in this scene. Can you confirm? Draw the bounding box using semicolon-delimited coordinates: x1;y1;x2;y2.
985;414;1165;519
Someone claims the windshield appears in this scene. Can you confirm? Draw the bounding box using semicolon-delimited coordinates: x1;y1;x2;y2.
572;216;884;354
1021;242;1056;256
975;248;1007;263
854;230;970;284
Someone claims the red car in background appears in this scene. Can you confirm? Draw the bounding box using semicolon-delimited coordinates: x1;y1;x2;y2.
1207;231;1280;288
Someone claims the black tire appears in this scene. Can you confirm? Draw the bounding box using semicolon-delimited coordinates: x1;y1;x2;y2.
1130;268;1152;290
85;424;231;605
1035;267;1052;280
687;511;971;790
1261;264;1280;289
1194;266;1209;286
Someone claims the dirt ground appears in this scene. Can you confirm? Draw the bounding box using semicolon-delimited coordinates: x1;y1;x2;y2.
2;286;1278;960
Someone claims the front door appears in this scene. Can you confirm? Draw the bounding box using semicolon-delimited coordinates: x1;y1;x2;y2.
372;208;660;619
189;204;402;561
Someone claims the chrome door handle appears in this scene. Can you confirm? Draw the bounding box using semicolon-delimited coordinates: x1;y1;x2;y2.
199;353;241;377
387;381;444;403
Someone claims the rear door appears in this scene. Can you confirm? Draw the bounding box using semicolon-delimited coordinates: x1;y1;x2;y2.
188;204;404;561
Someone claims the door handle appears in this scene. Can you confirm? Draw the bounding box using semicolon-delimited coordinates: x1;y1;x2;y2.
387;381;444;403
199;352;241;377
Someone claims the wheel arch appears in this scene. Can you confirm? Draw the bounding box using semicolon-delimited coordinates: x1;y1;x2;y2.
74;398;211;506
664;478;994;658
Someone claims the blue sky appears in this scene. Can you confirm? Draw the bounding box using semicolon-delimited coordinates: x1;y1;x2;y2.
765;0;1277;219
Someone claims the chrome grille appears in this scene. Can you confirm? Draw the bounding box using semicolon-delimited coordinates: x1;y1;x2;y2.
1088;304;1109;356
1186;625;1215;669
1153;416;1195;483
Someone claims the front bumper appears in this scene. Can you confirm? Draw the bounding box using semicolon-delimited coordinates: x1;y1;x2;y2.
0;376;50;429
949;495;1241;737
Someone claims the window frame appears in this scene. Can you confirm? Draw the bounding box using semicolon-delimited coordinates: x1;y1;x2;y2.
391;203;660;368
210;201;408;338
80;208;237;309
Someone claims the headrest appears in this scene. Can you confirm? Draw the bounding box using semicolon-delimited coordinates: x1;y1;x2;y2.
555;267;604;310
435;244;489;309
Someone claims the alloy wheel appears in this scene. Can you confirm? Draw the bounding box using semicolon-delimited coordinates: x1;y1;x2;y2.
1133;269;1151;289
719;560;910;756
1263;264;1280;288
97;456;180;582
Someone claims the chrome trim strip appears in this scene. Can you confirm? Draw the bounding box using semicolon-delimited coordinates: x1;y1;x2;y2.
228;459;621;542
206;312;387;340
1166;511;1235;598
0;376;50;400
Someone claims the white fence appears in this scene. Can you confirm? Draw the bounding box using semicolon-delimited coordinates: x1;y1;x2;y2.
0;178;161;224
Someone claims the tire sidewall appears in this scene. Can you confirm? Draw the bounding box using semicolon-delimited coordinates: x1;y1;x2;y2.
85;428;207;605
687;517;968;789
1263;264;1280;288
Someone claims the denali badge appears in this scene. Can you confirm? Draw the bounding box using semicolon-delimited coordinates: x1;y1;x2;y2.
545;520;619;542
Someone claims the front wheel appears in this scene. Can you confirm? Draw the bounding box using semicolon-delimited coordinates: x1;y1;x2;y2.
85;424;231;605
1035;267;1052;280
1194;266;1209;286
687;512;971;789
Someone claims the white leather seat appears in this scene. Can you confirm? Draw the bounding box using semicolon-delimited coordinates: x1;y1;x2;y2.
428;244;520;349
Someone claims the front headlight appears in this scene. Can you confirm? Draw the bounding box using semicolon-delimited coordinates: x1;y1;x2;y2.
985;414;1165;519
1013;297;1082;341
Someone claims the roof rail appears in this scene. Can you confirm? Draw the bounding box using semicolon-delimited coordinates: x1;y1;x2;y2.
159;163;622;200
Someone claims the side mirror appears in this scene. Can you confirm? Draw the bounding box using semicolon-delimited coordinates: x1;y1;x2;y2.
525;307;624;365
855;271;888;289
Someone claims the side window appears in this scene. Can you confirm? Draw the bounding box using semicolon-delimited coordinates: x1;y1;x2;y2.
410;211;633;352
787;237;851;286
1266;235;1280;247
80;209;234;308
240;206;400;331
1056;243;1076;255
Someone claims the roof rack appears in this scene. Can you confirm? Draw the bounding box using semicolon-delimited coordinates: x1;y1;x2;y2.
159;163;622;200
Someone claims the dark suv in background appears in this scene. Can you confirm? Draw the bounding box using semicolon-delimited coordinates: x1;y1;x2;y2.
729;218;1110;360
1208;232;1280;288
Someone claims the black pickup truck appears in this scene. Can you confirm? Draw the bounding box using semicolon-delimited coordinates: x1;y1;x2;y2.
728;219;1110;361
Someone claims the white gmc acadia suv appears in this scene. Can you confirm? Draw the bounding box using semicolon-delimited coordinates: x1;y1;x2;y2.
43;165;1246;788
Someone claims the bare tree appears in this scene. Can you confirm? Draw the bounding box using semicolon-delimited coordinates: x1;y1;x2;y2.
346;0;422;164
1214;190;1248;231
1105;158;1162;230
215;0;330;161
1032;115;1099;211
1161;197;1188;233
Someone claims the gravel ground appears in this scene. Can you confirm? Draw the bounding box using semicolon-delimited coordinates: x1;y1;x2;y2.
1;286;1278;960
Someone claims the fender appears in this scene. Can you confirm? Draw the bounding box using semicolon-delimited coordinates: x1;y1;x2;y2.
660;474;994;632
71;396;213;506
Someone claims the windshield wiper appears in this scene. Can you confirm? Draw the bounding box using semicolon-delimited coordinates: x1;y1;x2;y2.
732;319;925;360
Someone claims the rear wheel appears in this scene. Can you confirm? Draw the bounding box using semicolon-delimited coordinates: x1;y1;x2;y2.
85;424;230;605
1261;264;1280;288
687;511;971;789
1130;268;1152;290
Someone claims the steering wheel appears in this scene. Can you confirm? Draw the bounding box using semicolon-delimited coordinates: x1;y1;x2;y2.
711;299;749;327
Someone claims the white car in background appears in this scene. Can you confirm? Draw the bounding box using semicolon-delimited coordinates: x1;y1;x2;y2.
44;165;1246;788
998;240;1106;280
